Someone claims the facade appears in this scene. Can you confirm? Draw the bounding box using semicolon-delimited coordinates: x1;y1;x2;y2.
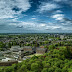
36;48;47;54
2;58;15;62
19;50;24;60
60;35;64;40
10;46;22;52
23;46;33;52
0;45;48;61
40;46;44;48
0;61;18;66
11;46;20;48
10;46;24;60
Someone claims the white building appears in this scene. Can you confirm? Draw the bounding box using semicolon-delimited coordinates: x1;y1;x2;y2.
60;35;64;40
2;57;15;62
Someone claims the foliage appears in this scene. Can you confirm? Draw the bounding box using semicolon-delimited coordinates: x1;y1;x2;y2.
0;46;72;72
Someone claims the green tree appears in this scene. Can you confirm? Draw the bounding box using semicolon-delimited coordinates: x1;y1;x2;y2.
42;68;48;72
31;63;39;72
8;42;11;48
17;65;27;72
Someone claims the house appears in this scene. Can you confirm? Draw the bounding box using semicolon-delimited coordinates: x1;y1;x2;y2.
60;35;64;40
0;61;18;66
2;57;15;62
19;46;36;60
10;46;21;52
11;45;20;49
19;49;24;60
10;46;24;60
23;46;34;52
36;48;47;54
40;46;44;48
67;39;72;41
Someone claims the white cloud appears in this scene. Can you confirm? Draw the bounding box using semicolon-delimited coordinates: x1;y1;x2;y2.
8;21;47;30
8;21;36;29
61;26;72;30
54;0;72;7
23;15;28;16
66;1;72;7
51;14;64;20
40;24;46;27
9;23;17;26
53;0;62;2
18;22;35;27
54;10;62;13
31;18;36;20
54;0;68;2
0;18;72;32
46;25;61;30
16;0;31;11
0;0;31;19
37;2;60;13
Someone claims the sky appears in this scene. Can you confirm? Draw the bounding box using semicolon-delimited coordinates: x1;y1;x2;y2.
0;0;72;33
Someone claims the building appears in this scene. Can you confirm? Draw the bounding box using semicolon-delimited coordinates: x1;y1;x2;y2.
60;35;64;40
19;49;24;60
23;46;34;52
0;61;18;66
36;48;47;54
10;46;21;52
40;46;44;48
10;46;24;60
2;57;15;62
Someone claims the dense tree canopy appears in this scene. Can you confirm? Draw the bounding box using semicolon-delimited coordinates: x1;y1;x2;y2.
0;45;72;72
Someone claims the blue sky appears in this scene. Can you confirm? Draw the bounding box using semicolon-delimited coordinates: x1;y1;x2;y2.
0;0;72;33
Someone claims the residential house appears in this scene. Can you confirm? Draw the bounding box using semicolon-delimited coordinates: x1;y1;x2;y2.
23;46;34;52
36;48;47;54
